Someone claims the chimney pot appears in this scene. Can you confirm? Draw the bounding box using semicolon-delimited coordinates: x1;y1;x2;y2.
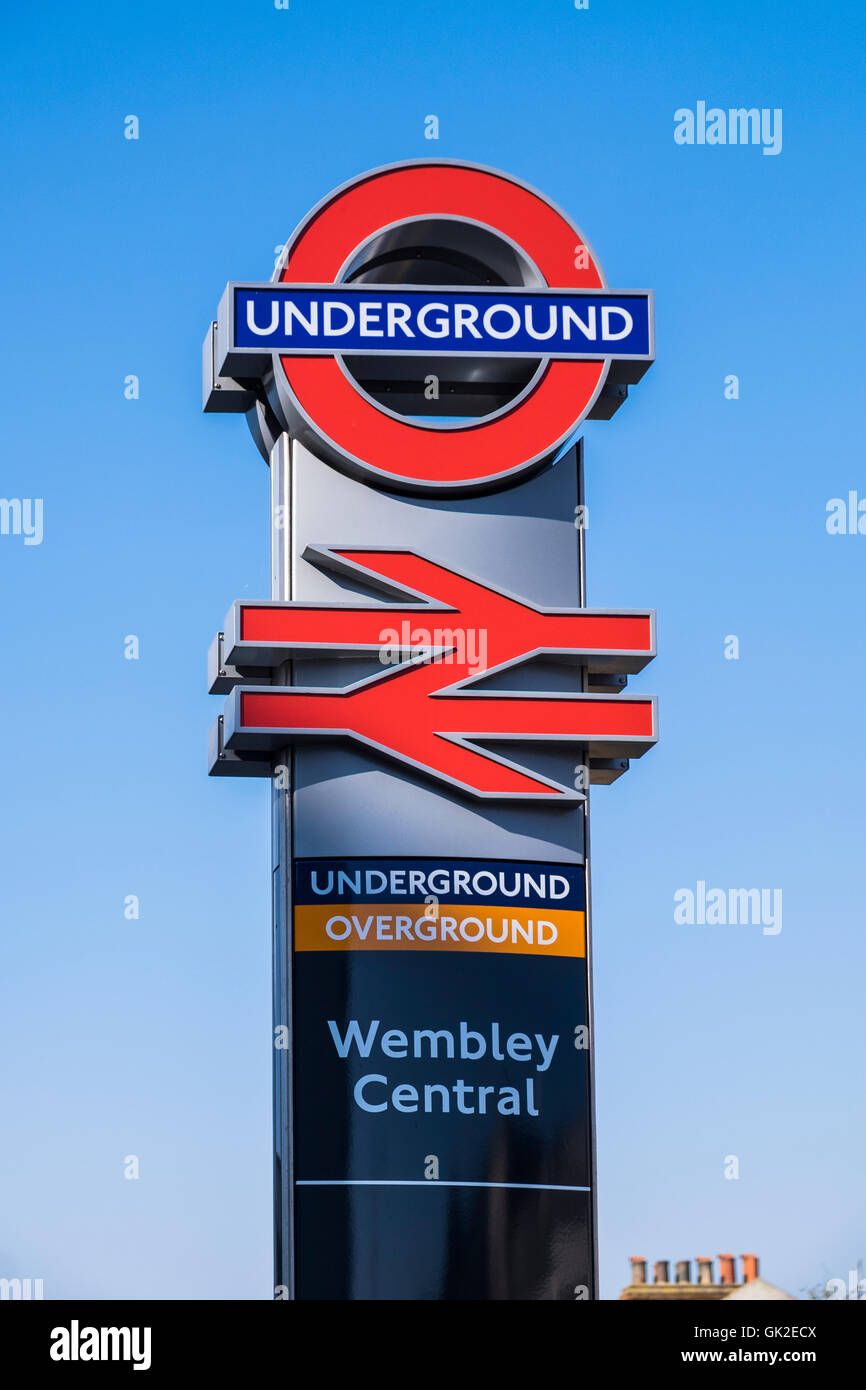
718;1253;736;1285
696;1256;714;1286
653;1259;670;1284
629;1257;647;1285
675;1260;691;1284
742;1253;759;1283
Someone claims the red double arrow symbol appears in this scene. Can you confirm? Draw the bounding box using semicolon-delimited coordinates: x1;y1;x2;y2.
220;548;657;799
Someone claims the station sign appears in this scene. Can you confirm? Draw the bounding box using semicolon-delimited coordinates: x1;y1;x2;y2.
204;159;657;1300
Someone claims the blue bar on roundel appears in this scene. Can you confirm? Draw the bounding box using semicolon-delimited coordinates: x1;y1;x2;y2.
233;285;652;358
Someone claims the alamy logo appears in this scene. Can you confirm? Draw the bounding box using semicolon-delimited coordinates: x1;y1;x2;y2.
50;1320;151;1371
0;1277;43;1299
674;103;782;156
0;497;43;545
674;880;782;936
826;492;866;535
379;622;488;676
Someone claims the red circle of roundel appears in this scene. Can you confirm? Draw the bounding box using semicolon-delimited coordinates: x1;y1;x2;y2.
278;161;607;491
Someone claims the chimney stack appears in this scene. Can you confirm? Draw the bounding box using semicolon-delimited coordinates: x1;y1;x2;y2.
675;1260;691;1284
629;1256;647;1285
696;1256;714;1286
718;1253;735;1285
653;1259;670;1284
742;1253;759;1283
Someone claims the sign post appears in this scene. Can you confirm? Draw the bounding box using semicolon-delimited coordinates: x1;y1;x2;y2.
204;160;656;1300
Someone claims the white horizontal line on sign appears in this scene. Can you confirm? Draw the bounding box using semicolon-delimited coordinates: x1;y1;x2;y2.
296;1179;591;1192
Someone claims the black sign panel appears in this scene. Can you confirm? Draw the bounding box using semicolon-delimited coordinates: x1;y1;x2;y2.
290;857;593;1299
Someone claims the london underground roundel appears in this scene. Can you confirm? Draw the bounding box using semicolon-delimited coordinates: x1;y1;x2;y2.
209;159;654;494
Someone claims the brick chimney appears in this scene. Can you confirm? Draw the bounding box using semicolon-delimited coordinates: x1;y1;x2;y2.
696;1257;714;1286
619;1251;757;1300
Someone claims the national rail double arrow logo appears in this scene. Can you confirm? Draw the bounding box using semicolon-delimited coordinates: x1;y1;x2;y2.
212;548;657;800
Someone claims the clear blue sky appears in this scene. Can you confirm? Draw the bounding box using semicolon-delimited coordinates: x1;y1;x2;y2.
1;0;864;1300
